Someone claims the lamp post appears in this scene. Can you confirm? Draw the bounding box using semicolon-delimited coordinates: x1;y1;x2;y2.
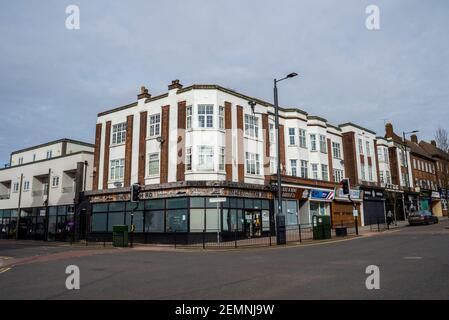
402;130;419;218
274;72;298;245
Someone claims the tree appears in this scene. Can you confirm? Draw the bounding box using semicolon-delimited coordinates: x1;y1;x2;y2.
435;128;449;204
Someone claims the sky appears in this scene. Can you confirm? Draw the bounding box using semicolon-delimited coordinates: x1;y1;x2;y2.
1;0;448;164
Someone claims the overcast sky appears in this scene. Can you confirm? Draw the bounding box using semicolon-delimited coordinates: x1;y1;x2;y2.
1;0;448;164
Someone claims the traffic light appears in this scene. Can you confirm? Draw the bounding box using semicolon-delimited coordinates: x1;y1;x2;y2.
341;178;350;195
131;183;141;202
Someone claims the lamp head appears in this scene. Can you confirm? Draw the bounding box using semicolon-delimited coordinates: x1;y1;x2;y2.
287;72;298;78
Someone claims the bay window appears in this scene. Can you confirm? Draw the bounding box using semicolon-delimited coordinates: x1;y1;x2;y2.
110;159;125;181
198;146;214;170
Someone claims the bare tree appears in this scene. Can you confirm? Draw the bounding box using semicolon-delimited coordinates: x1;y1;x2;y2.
435;128;449;202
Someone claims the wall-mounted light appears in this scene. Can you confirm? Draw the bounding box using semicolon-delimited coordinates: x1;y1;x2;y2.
156;136;165;143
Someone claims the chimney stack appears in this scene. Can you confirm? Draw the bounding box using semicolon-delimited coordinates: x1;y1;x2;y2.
137;86;151;100
431;140;437;147
410;134;418;143
168;79;183;90
385;122;394;138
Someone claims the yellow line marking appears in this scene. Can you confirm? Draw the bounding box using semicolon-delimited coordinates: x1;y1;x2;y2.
0;267;11;274
0;256;13;260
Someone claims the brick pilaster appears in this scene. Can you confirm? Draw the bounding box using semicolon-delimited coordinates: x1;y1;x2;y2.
160;105;170;184
138;111;147;185
237;105;244;182
177;101;186;182
124;115;134;187
102;121;111;190
225;101;233;181
92;123;102;191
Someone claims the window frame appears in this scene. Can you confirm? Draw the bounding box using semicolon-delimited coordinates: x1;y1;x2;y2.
149;113;161;137
148;152;160;176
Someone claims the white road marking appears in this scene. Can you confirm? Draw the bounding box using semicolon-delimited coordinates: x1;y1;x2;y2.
0;267;11;274
403;256;423;260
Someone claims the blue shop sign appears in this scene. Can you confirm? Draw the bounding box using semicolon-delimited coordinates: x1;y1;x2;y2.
310;189;335;200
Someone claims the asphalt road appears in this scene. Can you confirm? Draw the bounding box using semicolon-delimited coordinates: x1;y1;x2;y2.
1;220;449;300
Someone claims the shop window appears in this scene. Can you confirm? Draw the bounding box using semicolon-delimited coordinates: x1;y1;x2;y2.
190;197;205;208
166;198;188;209
190;208;205;231
244;199;254;209
145;199;164;210
109;202;126;212
125;211;144;232
91;213;107;232
222;209;230;231
144;211;164;232
107;212;125;231
166;209;188;232
92;203;109;213
261;200;270;210
49;207;58;216
205;197;219;208
205;209;219;231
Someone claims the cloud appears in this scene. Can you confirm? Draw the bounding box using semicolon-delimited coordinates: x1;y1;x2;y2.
0;0;448;163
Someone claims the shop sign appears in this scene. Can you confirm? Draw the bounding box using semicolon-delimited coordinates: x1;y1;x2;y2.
281;187;309;200
39;209;46;217
431;191;440;199
310;189;334;200
336;188;362;200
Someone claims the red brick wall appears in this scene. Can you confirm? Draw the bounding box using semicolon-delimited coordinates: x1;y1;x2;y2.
263;114;270;182
389;147;400;185
160;105;170;184
138;111;147;185
279;124;286;174
92;123;102;191
102;121;111;190
225;102;233;181
373;139;381;186
342;132;358;185
176;101;186;182
124;115;134;187
237;105;244;182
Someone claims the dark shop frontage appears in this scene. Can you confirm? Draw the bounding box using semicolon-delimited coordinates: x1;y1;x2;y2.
85;182;275;244
361;186;386;225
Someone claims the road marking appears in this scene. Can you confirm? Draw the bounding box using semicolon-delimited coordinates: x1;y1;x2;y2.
0;267;11;274
0;256;13;260
403;256;423;260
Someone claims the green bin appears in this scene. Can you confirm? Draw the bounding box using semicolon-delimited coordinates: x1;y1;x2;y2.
112;225;129;247
312;215;331;240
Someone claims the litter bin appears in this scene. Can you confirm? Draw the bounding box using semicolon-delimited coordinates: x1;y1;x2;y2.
112;225;129;247
312;215;331;240
335;226;347;237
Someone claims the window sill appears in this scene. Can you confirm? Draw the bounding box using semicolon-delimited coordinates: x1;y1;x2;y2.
244;174;264;179
145;174;160;179
146;136;161;141
244;136;263;143
110;143;125;148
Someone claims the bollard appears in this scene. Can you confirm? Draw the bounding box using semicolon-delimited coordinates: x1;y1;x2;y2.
298;224;302;243
202;230;206;249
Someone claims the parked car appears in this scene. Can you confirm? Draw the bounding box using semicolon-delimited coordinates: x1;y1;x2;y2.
408;210;439;226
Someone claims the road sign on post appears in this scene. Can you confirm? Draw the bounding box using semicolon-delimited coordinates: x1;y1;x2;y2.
209;197;226;244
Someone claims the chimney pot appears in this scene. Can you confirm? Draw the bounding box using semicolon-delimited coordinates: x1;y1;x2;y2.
137;86;151;100
431;140;437;147
410;134;418;143
168;79;183;90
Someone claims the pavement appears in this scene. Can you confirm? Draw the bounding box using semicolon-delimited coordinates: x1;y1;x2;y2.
0;218;448;299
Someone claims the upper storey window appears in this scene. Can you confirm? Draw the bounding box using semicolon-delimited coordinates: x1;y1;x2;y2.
244;114;259;138
112;122;127;145
198;105;214;128
149;114;161;137
186;105;192;129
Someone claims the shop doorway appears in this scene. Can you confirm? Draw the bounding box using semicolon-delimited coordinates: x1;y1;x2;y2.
243;210;262;238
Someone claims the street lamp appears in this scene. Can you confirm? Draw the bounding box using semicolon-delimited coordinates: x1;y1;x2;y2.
402;130;419;218
274;72;298;245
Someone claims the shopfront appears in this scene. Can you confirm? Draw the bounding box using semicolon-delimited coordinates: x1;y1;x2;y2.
431;191;443;217
331;188;363;227
384;186;405;221
440;188;448;216
361;187;386;225
301;189;334;226
86;183;274;244
419;190;431;212
0;209;18;239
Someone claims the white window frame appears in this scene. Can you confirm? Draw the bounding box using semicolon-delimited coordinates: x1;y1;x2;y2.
110;159;125;181
23;181;30;192
299;129;307;148
112;122;127;145
219;106;224;130
186;105;192;129
198;104;214;128
300;160;308;179
290;159;297;177
51;176;60;188
288;128;296;146
269;123;275;143
245;152;261;175
219;147;225;171
311;163;319;180
368;165;373;181
358;138;364;154
244;114;259;139
198;146;214;171
148;153;160;176
18;157;23;165
332;142;341;159
186;147;192;171
149;114;161;137
361;163;366;181
366;141;371;156
13;182;19;193
310;134;317;151
319;135;327;153
321;164;329;181
46;150;53;159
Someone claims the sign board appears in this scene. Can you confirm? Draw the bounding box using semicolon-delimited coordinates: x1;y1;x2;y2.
281;187;309;200
39;209;46;217
310;189;334;201
431;191;440;199
209;197;226;203
353;209;359;217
